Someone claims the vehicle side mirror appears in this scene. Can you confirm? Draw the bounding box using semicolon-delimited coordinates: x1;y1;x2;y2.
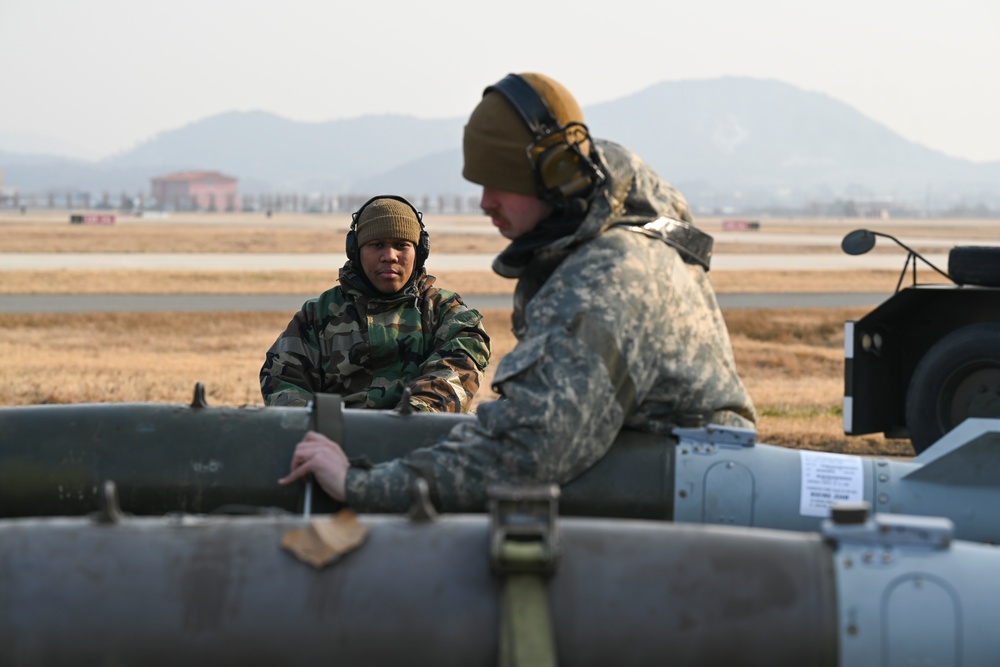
841;229;876;255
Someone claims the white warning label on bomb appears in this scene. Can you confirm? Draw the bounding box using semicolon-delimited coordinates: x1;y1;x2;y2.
799;450;864;517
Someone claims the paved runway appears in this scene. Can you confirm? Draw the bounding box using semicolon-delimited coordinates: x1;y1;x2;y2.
0;292;892;314
0;252;952;272
1;226;963;313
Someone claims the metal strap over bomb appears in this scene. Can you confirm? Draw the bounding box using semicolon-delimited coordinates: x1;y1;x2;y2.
311;393;346;443
489;484;560;667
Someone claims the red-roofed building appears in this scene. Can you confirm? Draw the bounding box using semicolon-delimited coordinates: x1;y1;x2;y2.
150;171;238;211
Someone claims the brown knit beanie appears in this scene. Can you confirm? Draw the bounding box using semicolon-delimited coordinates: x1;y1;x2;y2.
462;72;590;197
355;197;422;246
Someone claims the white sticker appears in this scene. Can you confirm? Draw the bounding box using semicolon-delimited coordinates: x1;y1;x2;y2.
799;450;864;517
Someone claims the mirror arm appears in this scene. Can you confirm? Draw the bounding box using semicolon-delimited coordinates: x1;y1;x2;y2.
865;231;955;289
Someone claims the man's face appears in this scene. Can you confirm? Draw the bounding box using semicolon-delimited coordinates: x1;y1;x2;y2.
480;187;553;240
359;238;416;293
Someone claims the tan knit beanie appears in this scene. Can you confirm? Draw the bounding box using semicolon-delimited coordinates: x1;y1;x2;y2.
355;197;422;246
463;72;590;197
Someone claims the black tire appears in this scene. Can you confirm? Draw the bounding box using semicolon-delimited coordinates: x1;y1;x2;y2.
905;323;1000;453
949;246;1000;287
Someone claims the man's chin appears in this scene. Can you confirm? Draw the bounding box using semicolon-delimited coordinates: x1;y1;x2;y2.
368;275;401;293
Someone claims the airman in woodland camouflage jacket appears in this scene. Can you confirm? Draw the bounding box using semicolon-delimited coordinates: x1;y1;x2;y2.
260;263;490;412
344;140;757;511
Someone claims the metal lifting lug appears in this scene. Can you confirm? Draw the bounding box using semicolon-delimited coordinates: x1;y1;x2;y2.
488;484;560;576
673;423;757;449
95;480;125;524
822;502;954;551
190;382;209;409
407;477;438;523
396;387;416;415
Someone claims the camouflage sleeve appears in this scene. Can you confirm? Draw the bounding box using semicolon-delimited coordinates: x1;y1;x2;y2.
406;294;491;413
260;300;324;407
345;320;625;512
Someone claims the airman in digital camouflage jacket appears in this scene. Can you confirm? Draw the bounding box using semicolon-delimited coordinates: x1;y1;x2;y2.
344;139;757;511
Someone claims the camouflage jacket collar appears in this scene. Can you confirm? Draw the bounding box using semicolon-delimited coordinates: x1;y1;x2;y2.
339;262;433;306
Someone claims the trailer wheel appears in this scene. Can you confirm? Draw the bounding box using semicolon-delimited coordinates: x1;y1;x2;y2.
949;247;1000;287
905;323;1000;453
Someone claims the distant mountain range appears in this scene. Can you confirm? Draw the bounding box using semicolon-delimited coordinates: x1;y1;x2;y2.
2;77;999;214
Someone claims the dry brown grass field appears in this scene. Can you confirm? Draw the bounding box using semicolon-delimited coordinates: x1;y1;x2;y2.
0;306;909;456
0;267;941;295
4;211;983;456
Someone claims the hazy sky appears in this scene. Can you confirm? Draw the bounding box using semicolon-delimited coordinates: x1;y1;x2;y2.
2;0;998;162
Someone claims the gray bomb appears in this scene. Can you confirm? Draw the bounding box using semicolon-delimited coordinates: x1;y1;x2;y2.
0;498;996;667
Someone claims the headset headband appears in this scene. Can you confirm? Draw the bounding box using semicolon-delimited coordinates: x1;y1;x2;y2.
483;73;605;208
350;194;424;230
485;74;561;139
346;195;429;270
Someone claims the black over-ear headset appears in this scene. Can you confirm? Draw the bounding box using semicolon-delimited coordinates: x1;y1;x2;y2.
346;195;430;269
485;73;606;208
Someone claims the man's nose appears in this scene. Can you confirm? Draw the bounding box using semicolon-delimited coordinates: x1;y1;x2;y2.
480;187;495;209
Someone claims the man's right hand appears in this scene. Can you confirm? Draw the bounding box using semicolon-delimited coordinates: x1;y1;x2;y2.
279;430;350;501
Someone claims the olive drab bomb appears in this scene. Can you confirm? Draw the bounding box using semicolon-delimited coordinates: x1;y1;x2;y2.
4;392;1000;544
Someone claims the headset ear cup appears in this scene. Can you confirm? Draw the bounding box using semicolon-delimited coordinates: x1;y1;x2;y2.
486;74;601;207
345;229;358;263
536;145;590;200
417;230;430;267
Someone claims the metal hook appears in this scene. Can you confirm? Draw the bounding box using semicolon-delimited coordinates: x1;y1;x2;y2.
97;480;125;524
